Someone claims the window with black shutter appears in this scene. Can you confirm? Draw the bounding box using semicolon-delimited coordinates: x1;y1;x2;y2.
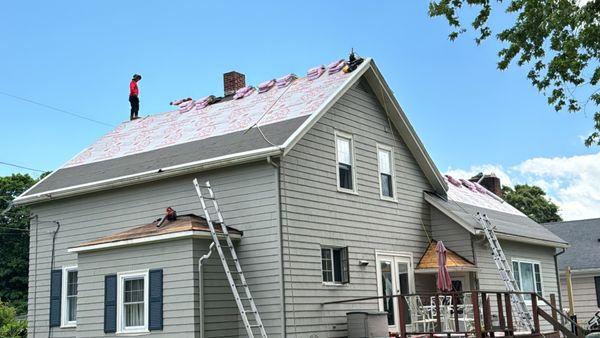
594;276;600;308
321;247;350;284
104;274;117;333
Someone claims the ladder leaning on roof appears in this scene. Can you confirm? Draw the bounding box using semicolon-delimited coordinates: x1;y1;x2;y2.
474;212;535;332
193;179;268;338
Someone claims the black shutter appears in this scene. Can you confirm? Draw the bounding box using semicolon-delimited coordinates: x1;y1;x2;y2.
49;269;62;327
104;274;117;333
341;247;350;284
595;276;600;308
149;269;163;330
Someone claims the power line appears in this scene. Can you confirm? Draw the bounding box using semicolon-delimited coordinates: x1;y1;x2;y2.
0;90;114;128
0;161;45;173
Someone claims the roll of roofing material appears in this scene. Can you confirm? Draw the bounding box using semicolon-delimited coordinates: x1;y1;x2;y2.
307;65;325;80
276;74;297;88
233;86;254;100
327;59;346;74
258;79;276;93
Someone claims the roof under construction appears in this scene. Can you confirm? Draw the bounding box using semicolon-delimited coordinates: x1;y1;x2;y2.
69;214;241;253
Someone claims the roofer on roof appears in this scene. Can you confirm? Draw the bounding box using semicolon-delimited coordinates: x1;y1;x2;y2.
129;74;142;120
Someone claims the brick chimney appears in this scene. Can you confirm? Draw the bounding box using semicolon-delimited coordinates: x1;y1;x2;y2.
223;71;246;96
470;173;502;197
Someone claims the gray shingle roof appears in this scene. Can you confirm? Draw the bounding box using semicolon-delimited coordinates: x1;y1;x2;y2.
544;218;600;270
25;116;306;195
426;192;568;247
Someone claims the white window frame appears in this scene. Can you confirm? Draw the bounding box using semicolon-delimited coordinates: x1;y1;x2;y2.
334;130;357;194
320;246;348;286
117;270;149;334
511;259;543;298
61;266;78;328
376;144;397;201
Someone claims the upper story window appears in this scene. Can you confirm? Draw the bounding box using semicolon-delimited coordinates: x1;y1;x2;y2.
512;259;542;299
321;247;350;284
117;271;149;334
377;145;395;200
62;266;78;327
335;131;356;193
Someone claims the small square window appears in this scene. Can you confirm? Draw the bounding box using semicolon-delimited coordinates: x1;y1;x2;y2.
321;247;350;284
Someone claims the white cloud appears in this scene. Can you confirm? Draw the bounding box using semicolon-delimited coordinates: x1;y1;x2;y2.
445;152;600;221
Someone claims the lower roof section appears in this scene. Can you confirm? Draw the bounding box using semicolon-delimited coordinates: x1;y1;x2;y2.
425;192;569;248
16;116;306;204
69;214;241;253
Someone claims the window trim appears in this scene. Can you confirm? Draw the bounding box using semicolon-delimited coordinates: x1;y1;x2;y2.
116;270;149;334
61;266;78;328
376;143;397;202
320;246;350;286
334;130;358;194
511;258;544;297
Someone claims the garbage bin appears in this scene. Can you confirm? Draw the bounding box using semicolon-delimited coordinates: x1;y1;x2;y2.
347;311;388;338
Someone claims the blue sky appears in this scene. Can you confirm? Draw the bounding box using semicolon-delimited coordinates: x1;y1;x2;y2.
1;1;598;219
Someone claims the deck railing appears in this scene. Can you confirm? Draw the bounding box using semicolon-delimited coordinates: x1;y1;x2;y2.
321;290;587;338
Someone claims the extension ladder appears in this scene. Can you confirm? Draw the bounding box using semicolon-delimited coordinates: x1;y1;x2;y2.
474;212;535;332
193;179;268;338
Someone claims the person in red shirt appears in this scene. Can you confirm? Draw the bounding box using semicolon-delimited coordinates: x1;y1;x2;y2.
129;74;142;120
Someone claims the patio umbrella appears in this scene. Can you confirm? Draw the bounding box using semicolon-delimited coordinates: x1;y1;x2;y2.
436;240;453;292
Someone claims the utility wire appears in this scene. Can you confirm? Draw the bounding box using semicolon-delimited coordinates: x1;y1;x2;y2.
0;160;45;173
0;90;114;128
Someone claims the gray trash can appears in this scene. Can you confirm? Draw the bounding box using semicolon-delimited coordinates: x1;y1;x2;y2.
347;311;389;338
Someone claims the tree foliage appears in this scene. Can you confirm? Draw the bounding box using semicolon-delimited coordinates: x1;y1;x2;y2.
0;301;27;338
429;0;600;146
502;184;562;223
0;174;37;315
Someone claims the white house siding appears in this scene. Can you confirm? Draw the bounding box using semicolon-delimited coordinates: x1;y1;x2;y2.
430;208;474;262
279;79;434;337
560;273;600;324
27;162;283;337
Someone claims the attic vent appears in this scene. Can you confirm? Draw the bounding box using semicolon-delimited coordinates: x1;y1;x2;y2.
258;79;276;93
445;174;462;187
276;74;296;88
233;86;254;100
460;179;478;192
328;59;346;74
307;65;325;80
195;95;216;109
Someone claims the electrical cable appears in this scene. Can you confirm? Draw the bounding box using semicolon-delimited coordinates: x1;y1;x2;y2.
0;90;114;128
0;160;45;173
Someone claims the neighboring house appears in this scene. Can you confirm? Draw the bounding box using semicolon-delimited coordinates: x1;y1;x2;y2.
15;57;568;338
544;218;600;324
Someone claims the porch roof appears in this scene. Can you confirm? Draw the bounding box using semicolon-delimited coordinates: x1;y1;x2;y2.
415;240;476;273
69;214;241;253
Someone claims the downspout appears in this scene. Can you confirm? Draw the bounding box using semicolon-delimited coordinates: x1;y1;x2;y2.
267;155;286;336
198;242;215;338
554;248;566;324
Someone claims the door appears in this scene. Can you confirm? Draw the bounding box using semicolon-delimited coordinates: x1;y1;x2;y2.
377;253;414;333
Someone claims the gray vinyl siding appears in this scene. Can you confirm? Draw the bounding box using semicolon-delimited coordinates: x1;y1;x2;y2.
279;79;434;337
27;162;283;337
560;274;600;324
430;208;474;261
473;239;559;331
76;239;196;337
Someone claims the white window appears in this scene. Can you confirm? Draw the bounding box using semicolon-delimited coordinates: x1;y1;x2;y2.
61;266;78;327
321;247;350;284
512;259;543;299
335;131;356;193
377;145;395;200
117;270;149;334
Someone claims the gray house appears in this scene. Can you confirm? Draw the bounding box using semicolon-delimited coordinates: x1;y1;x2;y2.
16;57;567;337
544;218;600;325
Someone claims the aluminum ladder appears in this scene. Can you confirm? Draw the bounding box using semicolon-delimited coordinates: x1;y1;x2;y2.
474;212;535;332
193;179;268;338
